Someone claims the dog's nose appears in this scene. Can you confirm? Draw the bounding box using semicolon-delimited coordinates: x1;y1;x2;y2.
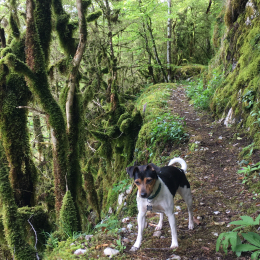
141;192;147;198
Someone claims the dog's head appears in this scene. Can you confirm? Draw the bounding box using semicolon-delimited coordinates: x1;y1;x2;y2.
126;163;160;198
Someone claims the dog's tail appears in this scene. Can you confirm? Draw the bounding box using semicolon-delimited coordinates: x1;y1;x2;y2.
168;157;187;173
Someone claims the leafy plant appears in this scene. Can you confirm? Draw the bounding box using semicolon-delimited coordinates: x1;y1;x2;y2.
185;69;224;110
150;113;187;147
112;179;131;194
216;215;260;259
250;108;260;127
43;232;59;249
95;215;120;232
116;237;126;253
242;90;255;110
237;162;260;184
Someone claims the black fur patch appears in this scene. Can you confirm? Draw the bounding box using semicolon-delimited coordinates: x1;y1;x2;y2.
158;166;190;197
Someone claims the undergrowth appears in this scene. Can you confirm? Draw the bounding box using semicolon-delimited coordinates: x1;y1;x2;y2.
185;69;224;110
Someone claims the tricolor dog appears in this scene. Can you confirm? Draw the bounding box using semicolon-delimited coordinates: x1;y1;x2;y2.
126;158;193;251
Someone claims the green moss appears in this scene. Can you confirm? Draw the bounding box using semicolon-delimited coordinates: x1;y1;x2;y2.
0;72;37;207
9;13;20;39
174;64;206;80
86;10;102;23
35;0;52;63
60;191;78;235
0;148;37;259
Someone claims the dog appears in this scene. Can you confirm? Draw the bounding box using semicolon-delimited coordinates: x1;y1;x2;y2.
126;158;193;251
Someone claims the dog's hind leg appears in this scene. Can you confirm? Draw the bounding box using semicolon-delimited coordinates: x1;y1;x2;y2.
155;213;163;230
177;186;194;230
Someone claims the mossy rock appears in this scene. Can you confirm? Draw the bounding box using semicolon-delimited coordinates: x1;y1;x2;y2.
174;65;206;80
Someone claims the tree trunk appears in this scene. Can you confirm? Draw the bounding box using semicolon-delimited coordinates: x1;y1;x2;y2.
146;17;168;82
167;0;172;82
25;0;68;213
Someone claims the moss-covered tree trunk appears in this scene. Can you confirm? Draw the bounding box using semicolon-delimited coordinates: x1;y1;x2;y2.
24;0;68;212
0;142;37;260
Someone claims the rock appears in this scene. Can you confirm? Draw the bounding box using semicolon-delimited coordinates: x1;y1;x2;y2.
224;108;235;127
74;248;87;255
127;224;133;229
118;193;126;205
175;205;181;211
108;207;113;214
104;247;120;257
120;227;127;232
122;217;130;223
126;185;133;194
212;232;219;237
153;231;162;237
167;254;181;260
85;235;93;241
122;237;130;243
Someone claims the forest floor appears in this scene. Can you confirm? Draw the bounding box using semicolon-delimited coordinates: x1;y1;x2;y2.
119;85;260;259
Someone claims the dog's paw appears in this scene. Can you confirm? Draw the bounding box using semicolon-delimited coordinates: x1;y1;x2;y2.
155;224;162;230
130;246;139;252
188;223;194;230
170;244;179;249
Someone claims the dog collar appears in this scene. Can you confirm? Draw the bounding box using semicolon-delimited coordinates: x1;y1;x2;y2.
147;183;161;200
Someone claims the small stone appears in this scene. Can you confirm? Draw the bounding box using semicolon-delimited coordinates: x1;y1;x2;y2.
175;206;181;211
127;224;133;229
85;235;93;241
213;211;220;215
70;243;75;246
122;217;130;223
168;254;181;260
122;237;130;243
120;228;127;232
212;232;219;237
74;249;87;255
104;247;120;257
153;231;162;237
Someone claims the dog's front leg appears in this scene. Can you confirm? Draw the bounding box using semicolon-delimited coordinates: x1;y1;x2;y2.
166;212;178;248
130;211;146;251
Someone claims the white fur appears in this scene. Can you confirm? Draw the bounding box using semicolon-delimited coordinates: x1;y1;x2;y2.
130;158;193;251
168;157;187;173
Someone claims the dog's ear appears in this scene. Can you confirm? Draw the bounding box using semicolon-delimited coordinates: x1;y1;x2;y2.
126;166;139;178
147;163;160;173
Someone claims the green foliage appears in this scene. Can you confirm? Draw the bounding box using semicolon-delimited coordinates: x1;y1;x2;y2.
216;215;260;259
94;215;120;232
185;69;224;110
60;191;78;236
237;162;260;184
116;237;126;253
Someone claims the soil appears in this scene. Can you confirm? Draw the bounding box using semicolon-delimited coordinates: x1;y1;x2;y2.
121;85;260;259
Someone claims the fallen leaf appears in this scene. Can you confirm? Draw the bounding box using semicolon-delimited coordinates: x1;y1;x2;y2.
193;217;201;225
214;221;225;226
202;247;210;251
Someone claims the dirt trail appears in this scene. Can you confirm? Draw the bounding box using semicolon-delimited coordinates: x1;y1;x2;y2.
125;85;260;259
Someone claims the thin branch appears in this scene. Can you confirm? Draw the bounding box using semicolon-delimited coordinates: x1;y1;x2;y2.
16;106;47;116
87;141;96;152
27;215;40;260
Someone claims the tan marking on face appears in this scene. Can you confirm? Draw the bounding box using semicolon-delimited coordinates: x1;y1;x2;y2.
134;178;143;196
144;178;157;197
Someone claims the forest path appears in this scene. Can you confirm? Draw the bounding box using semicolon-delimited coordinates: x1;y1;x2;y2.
125;85;260;259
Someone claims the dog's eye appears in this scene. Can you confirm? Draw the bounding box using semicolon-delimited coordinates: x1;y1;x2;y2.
135;181;140;185
146;179;152;184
